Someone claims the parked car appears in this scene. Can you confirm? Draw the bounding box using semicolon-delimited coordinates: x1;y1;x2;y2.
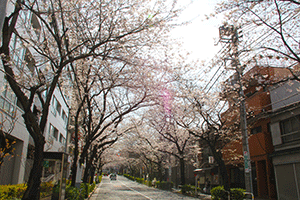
110;173;117;180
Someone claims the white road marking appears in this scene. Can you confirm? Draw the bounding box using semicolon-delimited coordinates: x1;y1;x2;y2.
118;180;153;200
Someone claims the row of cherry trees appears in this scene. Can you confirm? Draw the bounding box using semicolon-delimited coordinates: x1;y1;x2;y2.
107;0;300;193
0;0;184;199
1;0;300;198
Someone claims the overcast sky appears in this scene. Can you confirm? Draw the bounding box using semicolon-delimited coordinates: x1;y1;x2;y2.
172;0;223;61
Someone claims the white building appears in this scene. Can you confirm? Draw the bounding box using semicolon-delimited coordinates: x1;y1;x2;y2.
0;0;69;185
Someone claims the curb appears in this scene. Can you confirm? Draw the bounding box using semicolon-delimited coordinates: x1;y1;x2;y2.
86;183;101;200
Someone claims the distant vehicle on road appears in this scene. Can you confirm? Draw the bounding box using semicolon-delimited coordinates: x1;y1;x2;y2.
110;173;117;180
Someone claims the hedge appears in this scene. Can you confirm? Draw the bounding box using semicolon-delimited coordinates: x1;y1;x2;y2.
0;182;54;200
211;186;245;200
180;184;201;195
0;177;100;200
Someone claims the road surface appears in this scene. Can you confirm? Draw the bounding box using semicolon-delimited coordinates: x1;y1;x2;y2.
89;175;210;200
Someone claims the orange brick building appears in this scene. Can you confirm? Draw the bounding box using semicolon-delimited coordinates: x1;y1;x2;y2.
221;66;292;199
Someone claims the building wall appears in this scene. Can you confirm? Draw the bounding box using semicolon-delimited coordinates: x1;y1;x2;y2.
44;88;69;152
269;80;300;199
0;1;69;185
221;66;288;199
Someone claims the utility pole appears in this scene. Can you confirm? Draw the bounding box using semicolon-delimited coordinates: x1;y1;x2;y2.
219;24;253;194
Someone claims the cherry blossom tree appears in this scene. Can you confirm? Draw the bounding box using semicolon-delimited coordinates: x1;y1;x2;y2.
144;103;196;192
1;0;182;198
215;0;300;75
124;118;170;181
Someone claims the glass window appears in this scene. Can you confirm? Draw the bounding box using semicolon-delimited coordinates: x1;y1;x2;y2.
51;97;57;116
59;134;65;144
280;116;300;143
62;110;68;124
53;128;58;140
49;124;59;140
56;101;61;115
0;82;17;116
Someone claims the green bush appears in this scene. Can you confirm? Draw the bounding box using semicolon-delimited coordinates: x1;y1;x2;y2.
123;174;135;181
52;181;96;200
80;182;96;198
98;175;102;184
211;186;227;200
145;180;152;187
65;184;82;200
160;181;173;190
0;182;54;200
180;184;200;195
155;181;161;188
230;188;245;200
211;186;245;200
135;177;144;184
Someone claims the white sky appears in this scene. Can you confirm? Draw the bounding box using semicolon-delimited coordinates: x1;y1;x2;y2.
172;0;223;61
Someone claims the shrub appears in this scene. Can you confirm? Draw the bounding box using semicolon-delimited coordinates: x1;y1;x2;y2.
211;186;227;200
0;184;26;200
211;186;245;200
40;181;54;197
123;174;135;181
65;184;82;200
160;181;173;190
135;177;144;184
180;184;200;195
98;175;102;184
146;180;152;187
155;181;161;188
230;188;245;200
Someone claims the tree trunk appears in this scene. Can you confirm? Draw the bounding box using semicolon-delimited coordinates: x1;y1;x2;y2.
179;157;186;194
70;149;78;187
71;114;81;187
90;166;95;184
82;145;97;183
158;161;163;182
82;155;90;183
22;140;45;200
70;136;79;187
209;143;230;191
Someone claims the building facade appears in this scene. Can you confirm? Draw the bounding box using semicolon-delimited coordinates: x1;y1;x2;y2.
0;0;69;185
269;79;300;200
220;66;292;199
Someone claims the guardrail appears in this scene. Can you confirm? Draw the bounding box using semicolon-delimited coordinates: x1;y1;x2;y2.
244;192;254;200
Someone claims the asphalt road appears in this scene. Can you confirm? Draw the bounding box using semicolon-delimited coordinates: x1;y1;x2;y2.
89;175;209;200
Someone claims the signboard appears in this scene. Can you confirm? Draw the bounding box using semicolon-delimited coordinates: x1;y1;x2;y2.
43;160;49;168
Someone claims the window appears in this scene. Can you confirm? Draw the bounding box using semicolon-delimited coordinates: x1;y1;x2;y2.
10;34;26;69
56;101;61;116
49;124;59;140
251;126;262;135
51;97;57;116
0;83;17;116
62;110;68;124
280;116;300;143
24;48;35;72
59;133;65;144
